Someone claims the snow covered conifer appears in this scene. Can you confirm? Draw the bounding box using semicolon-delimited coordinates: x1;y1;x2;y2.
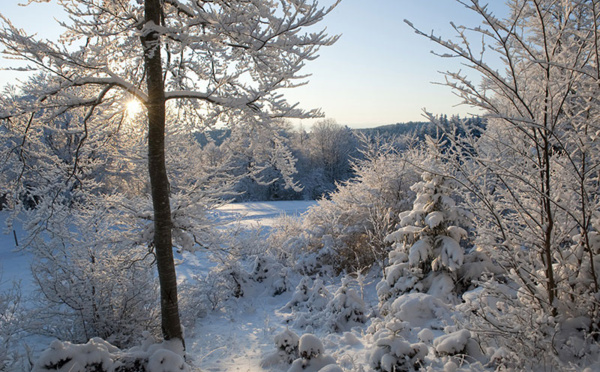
368;319;428;372
379;161;471;306
325;277;367;332
287;334;337;372
285;277;331;313
250;256;291;296
283;276;332;330
261;328;300;367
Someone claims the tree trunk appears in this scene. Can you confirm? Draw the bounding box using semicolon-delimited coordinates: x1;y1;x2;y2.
143;0;184;344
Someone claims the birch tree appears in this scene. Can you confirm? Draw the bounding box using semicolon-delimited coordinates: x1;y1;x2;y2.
0;0;339;349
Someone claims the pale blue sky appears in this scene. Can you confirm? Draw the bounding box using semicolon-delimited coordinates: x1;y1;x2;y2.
0;1;506;128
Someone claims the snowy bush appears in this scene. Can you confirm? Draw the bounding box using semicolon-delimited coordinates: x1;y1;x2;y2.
367;292;459;371
369;319;428;372
181;253;292;327
0;282;25;371
29;212;160;348
250;256;291;296
287;334;337;372
266;214;306;262
376;251;421;311
277;136;420;274
180;260;251;320
285;277;331;313
388;293;449;330
324;278;367;333
261;328;300;367
24;198;160;347
32;336;189;372
283;276;332;330
457;278;600;370
432;330;471;356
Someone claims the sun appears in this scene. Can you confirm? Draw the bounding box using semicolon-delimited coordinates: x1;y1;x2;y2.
125;99;143;117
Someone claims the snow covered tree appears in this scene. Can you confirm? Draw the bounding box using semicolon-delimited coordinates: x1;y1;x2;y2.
287;334;337;372
324;277;367;332
408;0;600;366
379;143;472;307
260;328;300;367
0;0;339;349
225;119;303;201
306;119;358;194
0;283;25;371
284;134;420;274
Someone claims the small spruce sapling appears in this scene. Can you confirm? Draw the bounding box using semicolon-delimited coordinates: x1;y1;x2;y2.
260;328;300;367
287;334;337;372
283;277;332;330
325;277;367;332
368;319;428;372
379;168;471;306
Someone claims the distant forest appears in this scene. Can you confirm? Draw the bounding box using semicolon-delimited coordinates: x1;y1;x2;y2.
193;115;486;202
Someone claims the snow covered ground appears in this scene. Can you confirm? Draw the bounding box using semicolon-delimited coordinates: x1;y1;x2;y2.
0;213;33;293
215;200;317;228
185;201;372;371
9;200;582;371
1;201;374;371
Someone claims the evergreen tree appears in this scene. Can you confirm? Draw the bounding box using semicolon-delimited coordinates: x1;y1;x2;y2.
378;142;471;307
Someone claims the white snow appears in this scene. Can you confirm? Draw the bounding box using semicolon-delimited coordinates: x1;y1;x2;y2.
298;334;324;359
425;211;445;228
6;199;600;371
408;239;431;266
216;201;317;228
433;329;471;355
417;328;434;343
32;338;117;372
389;293;448;328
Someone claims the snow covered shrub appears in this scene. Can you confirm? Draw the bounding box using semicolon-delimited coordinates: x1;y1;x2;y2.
201;261;250;309
179;262;251;327
432;330;471;356
283;276;332;330
260;328;300;367
385;293;450;330
368;319;428;372
32;336;189;372
250;256;291;296
457;277;600;370
288;136;420;274
378;169;472;308
0;282;25;371
287;334;337;372
285;276;331;313
181;253;291;326
368;292;464;372
324;277;367;332
23;194;160;348
274;329;300;362
266;214;306;261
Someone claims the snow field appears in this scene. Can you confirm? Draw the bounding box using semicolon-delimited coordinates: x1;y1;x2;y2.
7;199;600;371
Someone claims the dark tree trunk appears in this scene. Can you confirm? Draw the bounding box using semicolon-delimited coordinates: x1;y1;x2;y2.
142;0;184;344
